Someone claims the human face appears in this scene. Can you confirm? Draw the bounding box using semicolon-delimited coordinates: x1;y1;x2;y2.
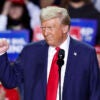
41;18;68;47
9;6;23;20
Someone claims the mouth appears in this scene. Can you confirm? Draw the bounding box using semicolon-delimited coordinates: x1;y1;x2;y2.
45;35;53;41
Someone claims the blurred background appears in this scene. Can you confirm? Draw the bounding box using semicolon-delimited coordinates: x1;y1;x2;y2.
0;0;100;100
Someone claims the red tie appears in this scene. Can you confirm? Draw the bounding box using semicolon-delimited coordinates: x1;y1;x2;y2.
46;47;60;100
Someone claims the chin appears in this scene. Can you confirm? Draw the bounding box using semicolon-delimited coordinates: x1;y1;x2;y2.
47;42;54;46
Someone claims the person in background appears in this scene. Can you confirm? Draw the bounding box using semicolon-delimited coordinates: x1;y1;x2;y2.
0;6;100;100
31;0;61;8
92;0;100;12
0;0;40;42
60;0;100;45
39;0;61;8
24;0;41;29
39;0;55;8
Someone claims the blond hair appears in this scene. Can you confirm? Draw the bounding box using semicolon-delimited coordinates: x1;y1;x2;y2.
40;6;70;25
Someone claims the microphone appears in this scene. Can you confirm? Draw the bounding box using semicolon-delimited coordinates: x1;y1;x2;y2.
57;49;65;68
57;49;65;100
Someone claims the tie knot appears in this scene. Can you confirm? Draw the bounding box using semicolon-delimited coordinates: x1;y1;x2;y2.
55;47;60;52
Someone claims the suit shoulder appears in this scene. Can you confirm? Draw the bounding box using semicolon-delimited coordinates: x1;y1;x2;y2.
24;40;47;50
71;38;95;52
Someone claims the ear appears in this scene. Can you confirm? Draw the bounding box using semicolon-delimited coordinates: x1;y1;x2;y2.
62;25;69;33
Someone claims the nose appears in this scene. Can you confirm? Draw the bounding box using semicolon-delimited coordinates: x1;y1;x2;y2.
43;28;50;36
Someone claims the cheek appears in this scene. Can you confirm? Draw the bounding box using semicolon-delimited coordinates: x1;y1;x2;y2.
15;10;23;17
54;30;62;40
9;10;22;19
9;10;14;16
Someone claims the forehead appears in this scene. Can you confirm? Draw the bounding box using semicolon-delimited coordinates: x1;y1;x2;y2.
41;17;61;26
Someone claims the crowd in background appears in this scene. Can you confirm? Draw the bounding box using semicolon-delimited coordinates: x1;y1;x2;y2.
0;0;99;43
0;0;100;41
0;0;100;100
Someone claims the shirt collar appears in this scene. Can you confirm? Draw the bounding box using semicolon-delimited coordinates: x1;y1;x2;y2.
60;35;70;51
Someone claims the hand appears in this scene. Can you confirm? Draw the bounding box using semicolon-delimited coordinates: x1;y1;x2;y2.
0;88;5;100
0;39;9;54
2;1;11;15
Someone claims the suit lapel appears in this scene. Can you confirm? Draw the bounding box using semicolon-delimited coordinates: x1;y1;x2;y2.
62;38;80;100
40;41;49;99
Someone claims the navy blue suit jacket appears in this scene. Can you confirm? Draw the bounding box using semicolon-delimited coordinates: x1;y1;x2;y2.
0;37;100;100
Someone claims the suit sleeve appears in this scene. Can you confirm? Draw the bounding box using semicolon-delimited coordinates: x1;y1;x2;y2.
90;48;100;100
0;47;26;89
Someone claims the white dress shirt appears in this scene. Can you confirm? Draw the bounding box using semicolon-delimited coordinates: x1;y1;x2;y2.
47;35;70;100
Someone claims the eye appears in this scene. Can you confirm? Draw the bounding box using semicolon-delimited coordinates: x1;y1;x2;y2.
40;26;55;31
40;27;46;31
47;27;52;31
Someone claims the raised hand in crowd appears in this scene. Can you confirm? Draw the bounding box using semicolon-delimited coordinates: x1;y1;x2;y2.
2;1;11;15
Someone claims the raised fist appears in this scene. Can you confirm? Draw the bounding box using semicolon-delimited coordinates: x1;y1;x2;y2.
0;39;9;55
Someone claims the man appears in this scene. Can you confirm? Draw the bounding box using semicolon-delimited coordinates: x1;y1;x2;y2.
0;6;100;100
